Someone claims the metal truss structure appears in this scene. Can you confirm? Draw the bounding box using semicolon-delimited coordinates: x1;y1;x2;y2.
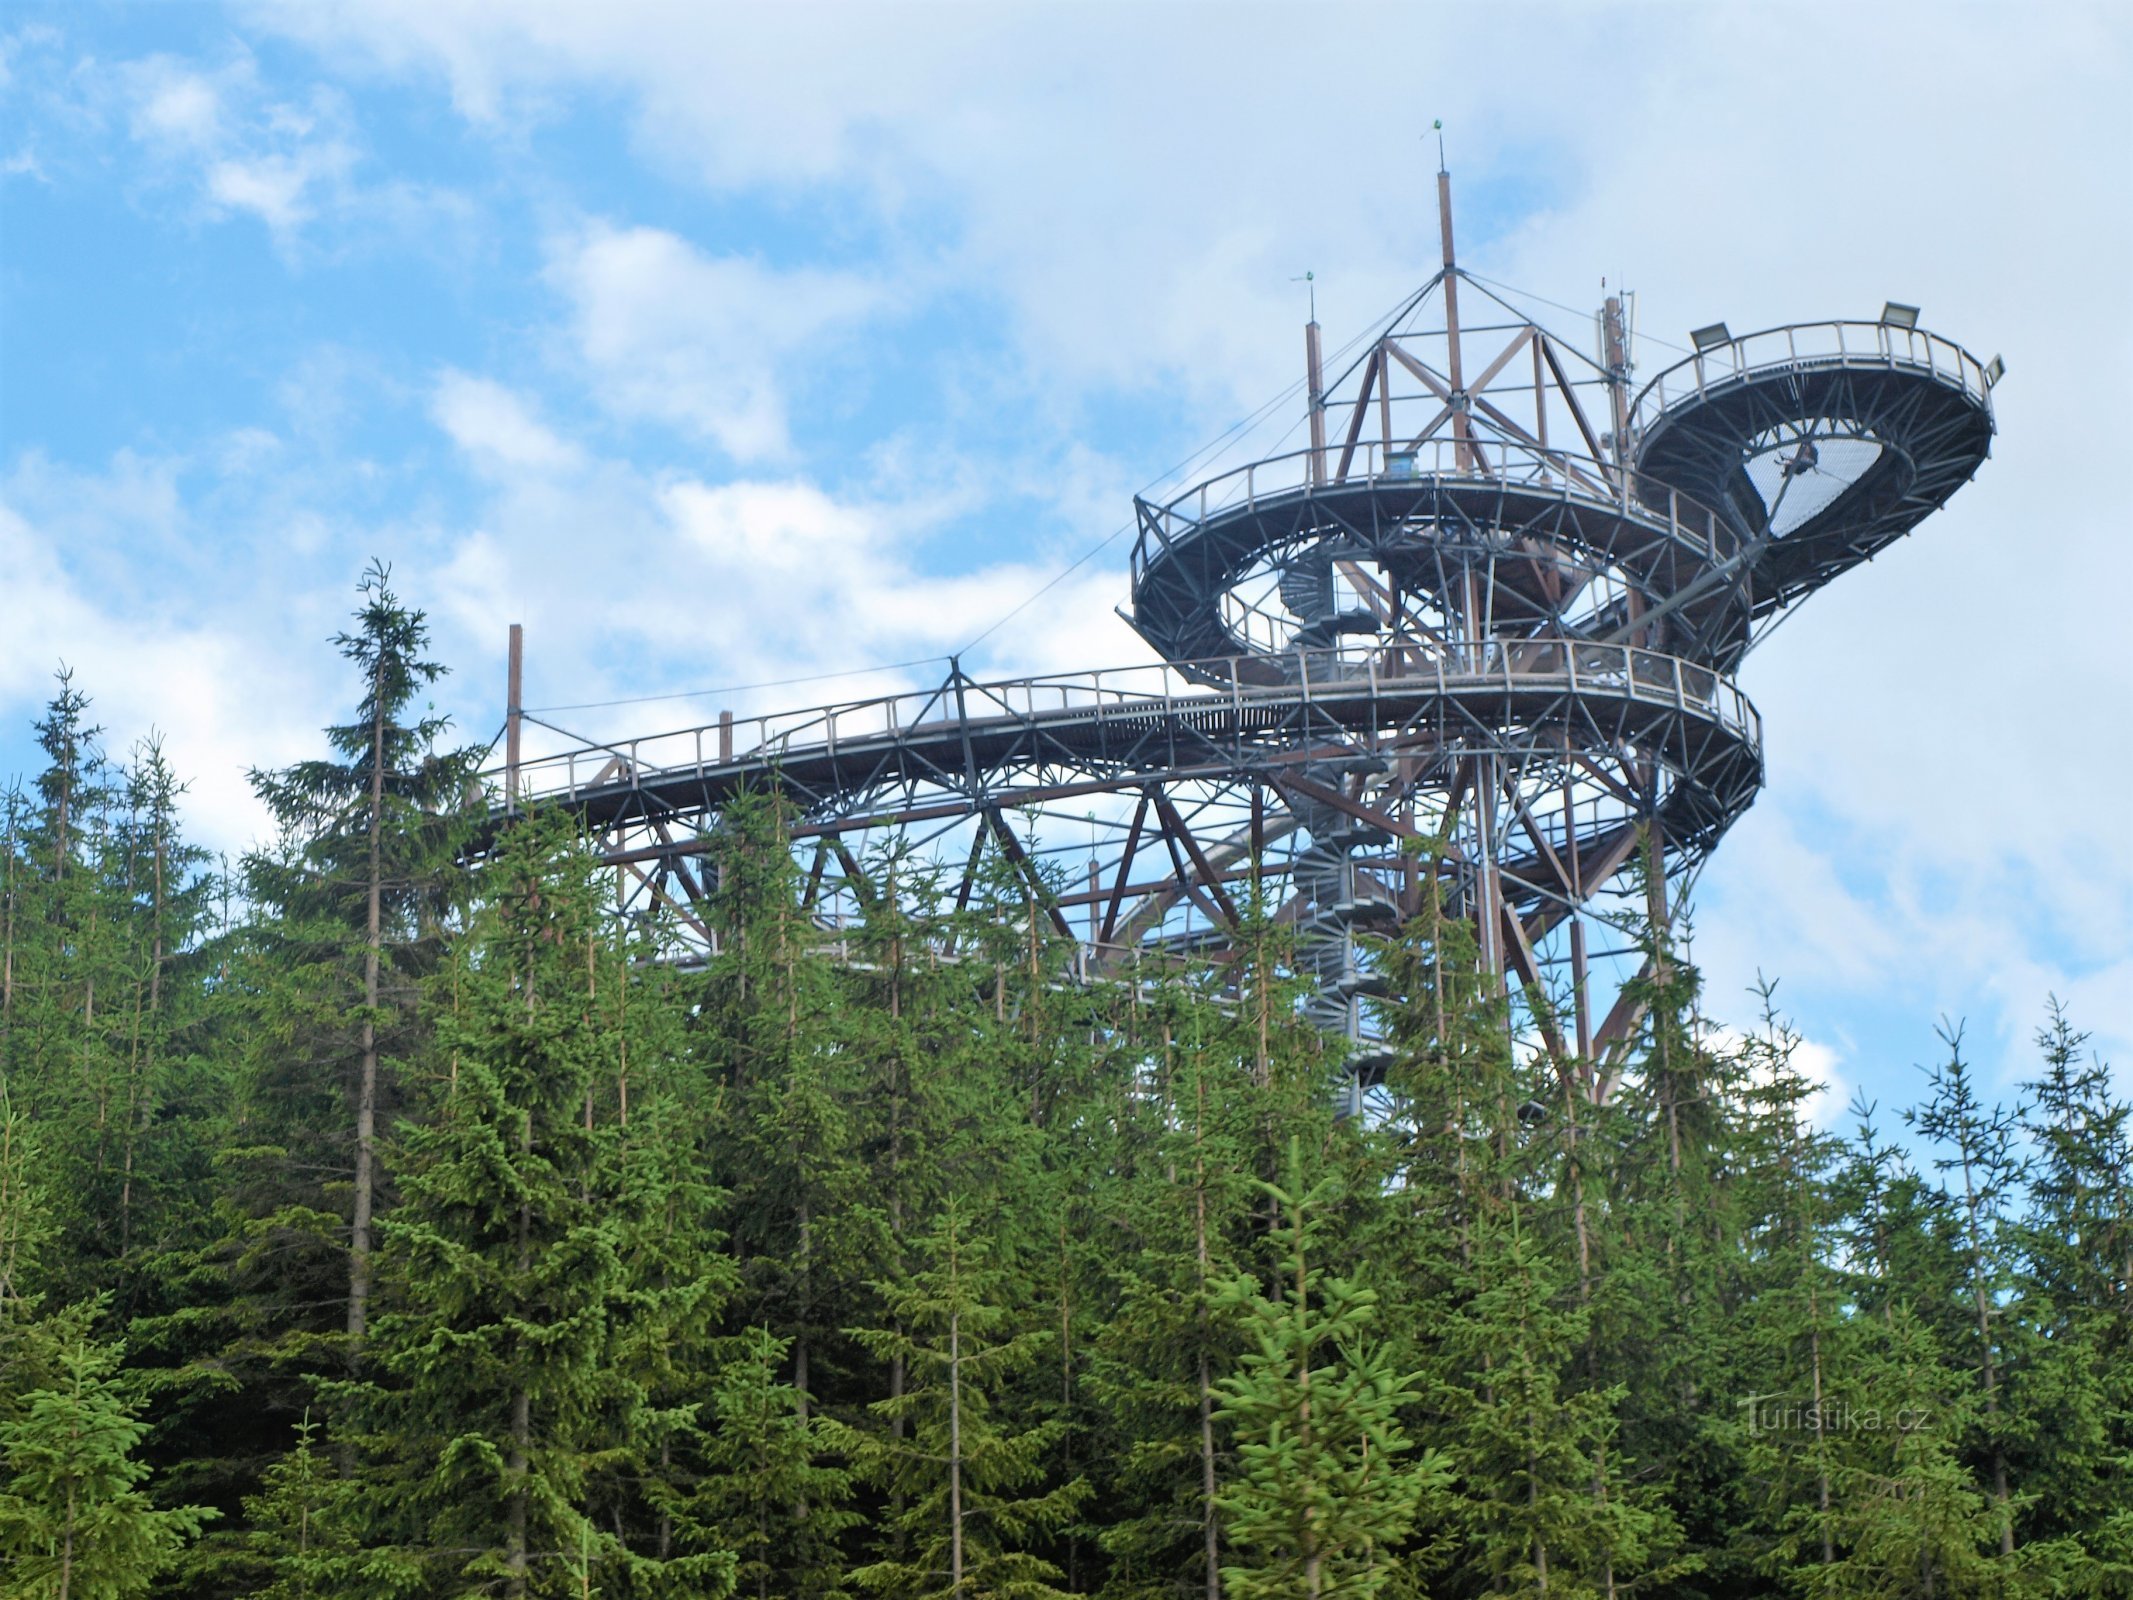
493;168;1999;1099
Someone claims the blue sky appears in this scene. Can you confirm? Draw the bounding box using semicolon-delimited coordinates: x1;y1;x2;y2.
3;0;2128;1121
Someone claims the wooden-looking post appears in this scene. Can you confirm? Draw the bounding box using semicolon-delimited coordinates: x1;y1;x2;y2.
505;622;523;813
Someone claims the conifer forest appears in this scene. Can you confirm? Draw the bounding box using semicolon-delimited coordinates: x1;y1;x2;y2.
2;568;2128;1599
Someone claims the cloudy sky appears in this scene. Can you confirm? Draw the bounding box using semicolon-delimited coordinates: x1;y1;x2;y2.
3;1;2128;1115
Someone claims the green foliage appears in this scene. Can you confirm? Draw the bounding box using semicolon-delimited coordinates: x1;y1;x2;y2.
0;1320;214;1598
232;1412;358;1600
317;810;734;1598
233;557;483;1365
851;1200;1089;1600
1214;1138;1445;1600
681;1327;860;1600
2;567;2128;1600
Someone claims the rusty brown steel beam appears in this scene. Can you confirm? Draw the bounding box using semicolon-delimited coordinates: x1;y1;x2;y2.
580;740;1395;868
1533;333;1549;454
950;825;987;914
1150;788;1241;929
1502;780;1573;902
1499;899;1571;1075
1464;326;1536;405
1593;959;1653;1055
1061;860;1292;912
1334;345;1380;482
1376;339;1395;455
505;622;523;813
1437;167;1469;469
936;828;989;958
1539;337;1611;475
1305;317;1328;485
1335;558;1394;622
649;818;709;909
984;809;1076;943
1383;338;1453;403
829;838;878;910
1098;795;1150;946
1570;752;1645;810
1469;391;1606;497
622;860;717;948
1399;401;1457;454
1270;771;1418;841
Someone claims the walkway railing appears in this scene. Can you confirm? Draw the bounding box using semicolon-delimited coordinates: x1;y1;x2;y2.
499;642;1760;809
1627;320;1995;439
1131;436;1733;586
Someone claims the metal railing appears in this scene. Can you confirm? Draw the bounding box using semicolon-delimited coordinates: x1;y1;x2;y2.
1627;320;1995;440
499;642;1761;808
1131;436;1734;583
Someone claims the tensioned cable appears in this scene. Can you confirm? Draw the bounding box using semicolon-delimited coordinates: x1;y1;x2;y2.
527;655;949;714
955;284;1417;658
529;281;1450;707
1460;269;1695;359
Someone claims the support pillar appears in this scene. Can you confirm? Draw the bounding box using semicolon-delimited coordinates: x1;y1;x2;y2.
505;622;523;814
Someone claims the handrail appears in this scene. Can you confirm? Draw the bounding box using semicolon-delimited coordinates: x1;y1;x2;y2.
1129;435;1734;582
495;643;1761;806
1626;319;1994;441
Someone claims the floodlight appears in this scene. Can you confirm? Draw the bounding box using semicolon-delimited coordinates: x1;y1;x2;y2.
1690;322;1732;352
1984;355;2005;388
1881;301;1921;329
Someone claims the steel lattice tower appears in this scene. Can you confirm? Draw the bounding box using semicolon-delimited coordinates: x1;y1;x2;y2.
495;169;1998;1100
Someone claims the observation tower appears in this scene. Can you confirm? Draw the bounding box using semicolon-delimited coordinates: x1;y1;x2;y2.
494;165;1999;1099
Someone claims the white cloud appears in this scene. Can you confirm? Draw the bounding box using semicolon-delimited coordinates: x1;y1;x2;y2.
204;139;353;233
101;50;424;251
544;222;884;462
0;496;319;857
129;61;225;149
1707;1018;1852;1133
409;382;1152;755
432;372;583;476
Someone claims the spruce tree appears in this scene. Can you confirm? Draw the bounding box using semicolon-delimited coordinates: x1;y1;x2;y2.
231;1411;358;1599
1213;1137;1444;1600
1799;1302;2010;1600
5;673;134;1302
1904;1024;2024;1558
100;737;219;1283
1731;988;1849;1585
321;812;728;1598
850;1199;1088;1600
239;559;481;1358
682;1326;860;1600
1084;980;1257;1600
1438;1200;1679;1600
703;796;870;1449
2007;1003;2133;1572
0;1315;215;1598
602;941;746;1583
840;852;1004;1589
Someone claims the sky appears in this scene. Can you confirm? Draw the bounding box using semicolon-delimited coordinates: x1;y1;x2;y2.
2;0;2128;1122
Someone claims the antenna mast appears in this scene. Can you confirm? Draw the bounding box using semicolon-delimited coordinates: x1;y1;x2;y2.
1434;125;1471;470
1300;272;1327;485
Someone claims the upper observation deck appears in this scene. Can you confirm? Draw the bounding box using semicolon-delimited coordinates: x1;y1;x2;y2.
1629;319;1996;615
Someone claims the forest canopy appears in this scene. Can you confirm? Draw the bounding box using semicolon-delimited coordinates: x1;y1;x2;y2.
1;568;2127;1600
